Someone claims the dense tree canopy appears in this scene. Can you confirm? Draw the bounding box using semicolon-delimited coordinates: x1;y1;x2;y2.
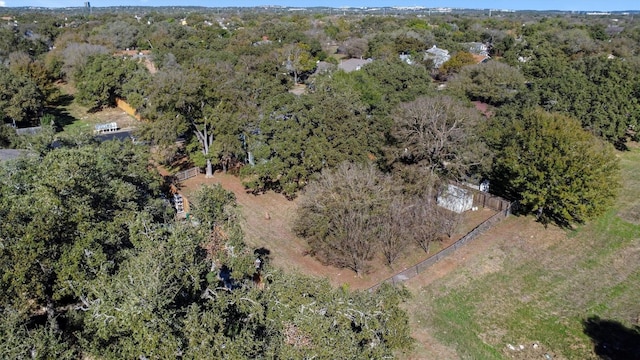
488;110;619;226
0;69;44;127
2;8;640;357
447;61;526;107
75;54;146;110
0;139;412;358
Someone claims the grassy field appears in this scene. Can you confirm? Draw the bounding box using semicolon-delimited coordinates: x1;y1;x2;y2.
403;146;640;359
50;82;139;134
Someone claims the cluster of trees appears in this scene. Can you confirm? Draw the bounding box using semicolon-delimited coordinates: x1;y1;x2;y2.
295;162;459;275
0;138;412;358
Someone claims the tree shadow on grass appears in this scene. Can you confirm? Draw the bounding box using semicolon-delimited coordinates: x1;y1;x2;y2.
46;107;78;129
583;316;640;360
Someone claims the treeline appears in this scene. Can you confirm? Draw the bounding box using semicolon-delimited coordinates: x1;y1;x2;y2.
0;9;631;233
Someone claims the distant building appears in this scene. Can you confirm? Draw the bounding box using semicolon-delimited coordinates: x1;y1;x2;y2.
313;61;335;75
252;36;272;46
424;45;450;68
471;54;491;64
0;149;32;163
338;58;373;73
463;42;490;56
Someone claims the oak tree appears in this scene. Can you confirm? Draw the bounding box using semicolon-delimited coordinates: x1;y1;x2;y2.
490;110;619;226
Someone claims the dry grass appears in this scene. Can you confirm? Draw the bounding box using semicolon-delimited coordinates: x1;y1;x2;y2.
400;146;640;359
177;171;496;291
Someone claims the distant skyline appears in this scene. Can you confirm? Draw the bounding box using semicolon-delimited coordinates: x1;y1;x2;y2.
1;0;638;11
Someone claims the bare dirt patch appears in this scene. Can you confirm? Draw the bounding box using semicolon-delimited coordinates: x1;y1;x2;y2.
54;82;141;132
176;171;497;290
175;171;517;359
288;84;307;96
87;108;140;129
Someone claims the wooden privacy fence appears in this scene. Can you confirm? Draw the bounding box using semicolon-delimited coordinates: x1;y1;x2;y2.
116;98;142;121
368;201;511;293
473;191;510;212
174;167;200;182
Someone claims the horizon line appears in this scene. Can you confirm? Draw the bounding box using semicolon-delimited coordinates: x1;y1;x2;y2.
2;5;639;11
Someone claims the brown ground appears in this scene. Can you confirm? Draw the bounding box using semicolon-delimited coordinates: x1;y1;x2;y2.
88;108;140;129
177;171;497;290
176;170;511;358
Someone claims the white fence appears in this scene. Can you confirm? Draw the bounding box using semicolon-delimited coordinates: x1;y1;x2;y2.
174;167;200;182
94;122;119;134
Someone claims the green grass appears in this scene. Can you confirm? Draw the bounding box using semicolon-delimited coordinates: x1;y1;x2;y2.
50;84;101;134
406;146;640;359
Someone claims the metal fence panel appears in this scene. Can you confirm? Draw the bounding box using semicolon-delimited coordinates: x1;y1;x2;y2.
368;200;511;292
175;167;200;182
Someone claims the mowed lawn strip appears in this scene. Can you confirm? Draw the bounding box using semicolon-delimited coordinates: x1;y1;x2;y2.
403;146;640;359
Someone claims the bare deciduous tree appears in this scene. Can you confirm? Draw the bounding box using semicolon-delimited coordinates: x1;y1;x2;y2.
378;196;411;266
438;207;463;239
341;38;368;59
295;162;394;276
392;95;489;181
405;195;441;253
60;42;109;80
296;161;459;274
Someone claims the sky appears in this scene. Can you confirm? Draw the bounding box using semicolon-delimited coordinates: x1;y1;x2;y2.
2;0;638;11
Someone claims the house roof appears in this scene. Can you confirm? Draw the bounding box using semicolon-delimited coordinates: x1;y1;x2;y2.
472;54;491;64
0;149;30;162
424;45;450;68
313;61;335;75
464;42;489;56
338;58;372;73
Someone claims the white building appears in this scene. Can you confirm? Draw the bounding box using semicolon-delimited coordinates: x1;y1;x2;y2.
437;184;473;213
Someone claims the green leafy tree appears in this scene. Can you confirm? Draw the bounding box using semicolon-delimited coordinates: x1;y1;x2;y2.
489;110;619;226
0;69;44;127
242;78;379;196
447;61;526;106
0;309;76;359
281;42;316;84
75;54;144;110
0;140;165;316
522;54;640;145
440;51;476;77
190;184;237;231
361;58;434;108
0;124;17;148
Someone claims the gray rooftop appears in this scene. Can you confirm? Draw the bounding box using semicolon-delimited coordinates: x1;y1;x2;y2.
338;58;373;73
0;149;29;162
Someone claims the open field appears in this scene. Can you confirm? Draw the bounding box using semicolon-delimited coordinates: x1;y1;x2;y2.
401;146;640;359
51;82;139;134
